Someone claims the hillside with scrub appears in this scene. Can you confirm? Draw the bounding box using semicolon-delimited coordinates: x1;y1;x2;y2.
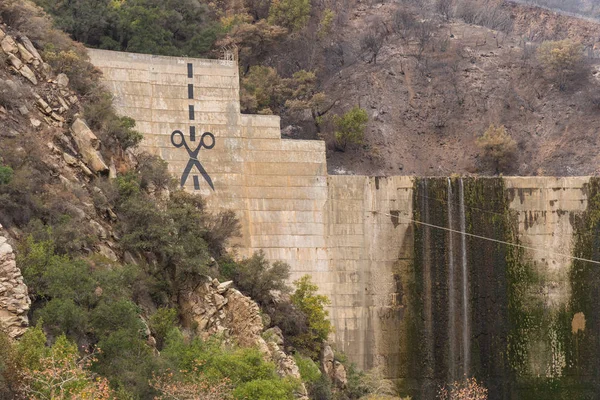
0;1;399;399
30;0;600;176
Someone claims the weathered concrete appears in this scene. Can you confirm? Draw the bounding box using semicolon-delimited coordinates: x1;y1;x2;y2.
88;50;592;385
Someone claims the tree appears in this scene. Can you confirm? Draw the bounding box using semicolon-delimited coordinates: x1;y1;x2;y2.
361;27;386;64
332;107;369;151
436;0;455;21
537;39;584;90
268;0;311;32
476;124;517;174
290;275;332;359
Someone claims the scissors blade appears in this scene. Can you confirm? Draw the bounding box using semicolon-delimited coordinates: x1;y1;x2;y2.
180;159;195;188
192;160;215;191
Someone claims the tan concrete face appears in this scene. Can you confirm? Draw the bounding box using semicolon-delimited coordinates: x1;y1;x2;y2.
89;49;587;378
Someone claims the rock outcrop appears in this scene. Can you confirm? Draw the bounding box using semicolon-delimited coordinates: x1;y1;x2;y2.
179;277;308;399
0;225;30;339
321;343;348;389
70;118;109;173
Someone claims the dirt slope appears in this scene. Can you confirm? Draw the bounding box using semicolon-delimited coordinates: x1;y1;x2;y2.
307;2;600;176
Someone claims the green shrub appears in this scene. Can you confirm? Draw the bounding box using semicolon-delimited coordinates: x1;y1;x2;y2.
229;251;291;306
0;165;13;185
268;0;311;31
84;92;143;150
35;298;87;339
294;354;321;384
233;378;298;400
0;331;21;399
90;300;143;339
476;124;517;174
333;107;369;151
93;329;157;399
537;39;584;90
290;275;332;358
149;307;178;350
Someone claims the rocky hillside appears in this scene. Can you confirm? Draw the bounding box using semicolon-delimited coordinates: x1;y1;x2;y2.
0;3;385;399
317;1;600;176
31;0;600;177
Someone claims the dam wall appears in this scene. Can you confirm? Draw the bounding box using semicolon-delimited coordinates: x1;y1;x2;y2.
89;49;600;399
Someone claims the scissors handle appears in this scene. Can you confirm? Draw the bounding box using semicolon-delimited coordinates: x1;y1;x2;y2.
171;130;186;148
200;132;215;149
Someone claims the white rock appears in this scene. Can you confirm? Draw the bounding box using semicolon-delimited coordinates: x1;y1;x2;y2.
7;54;22;70
19;36;42;62
19;65;37;85
17;44;34;63
56;73;69;88
217;280;234;293
1;35;18;54
70;118;108;173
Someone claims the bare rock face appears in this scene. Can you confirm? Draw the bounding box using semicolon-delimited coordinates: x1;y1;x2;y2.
179;277;308;398
0;225;30;339
321;343;348;389
70;118;109;173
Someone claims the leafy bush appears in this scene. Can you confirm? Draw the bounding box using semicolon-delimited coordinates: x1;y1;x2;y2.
92;329;157;398
537;39;584;90
233;378;298;400
476;124;517;174
290;275;332;358
294;353;322;385
160;331;298;399
16;327;116;400
227;251;291;306
332;107;369;152
43;46;99;96
267;301;309;344
438;377;488;400
268;0;311;31
149;307;178;350
0;165;13;185
84;91;143;150
0;331;21;399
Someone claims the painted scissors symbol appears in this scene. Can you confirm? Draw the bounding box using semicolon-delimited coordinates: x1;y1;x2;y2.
171;130;215;190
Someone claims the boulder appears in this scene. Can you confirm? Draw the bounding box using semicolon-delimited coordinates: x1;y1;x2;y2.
217;280;234;293
19;36;42;62
1;35;18;54
19;65;37;85
56;73;69;88
333;361;348;389
321;343;335;378
70;118;108;173
17;44;34;64
7;54;22;70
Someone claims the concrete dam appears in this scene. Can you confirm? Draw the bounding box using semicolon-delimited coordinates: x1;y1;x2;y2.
89;49;600;399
